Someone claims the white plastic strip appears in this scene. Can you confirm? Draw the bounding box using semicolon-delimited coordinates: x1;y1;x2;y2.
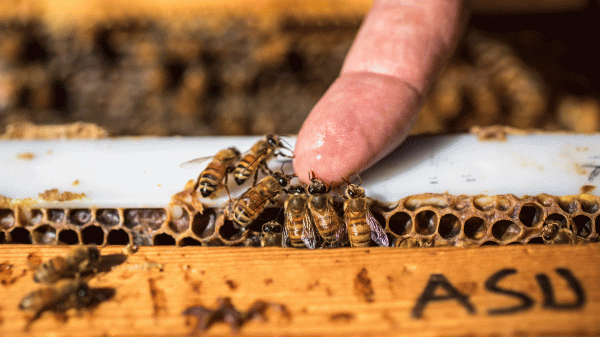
0;134;599;208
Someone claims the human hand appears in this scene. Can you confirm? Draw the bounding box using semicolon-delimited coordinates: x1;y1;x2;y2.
293;0;465;185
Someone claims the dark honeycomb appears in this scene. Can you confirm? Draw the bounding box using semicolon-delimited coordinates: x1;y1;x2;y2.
1;193;598;247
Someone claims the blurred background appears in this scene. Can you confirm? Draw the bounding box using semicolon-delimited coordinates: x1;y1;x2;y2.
0;0;598;137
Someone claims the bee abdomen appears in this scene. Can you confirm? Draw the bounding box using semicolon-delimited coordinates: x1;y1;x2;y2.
347;216;371;247
234;154;259;184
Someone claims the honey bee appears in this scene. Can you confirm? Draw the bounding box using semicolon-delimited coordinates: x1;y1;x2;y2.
229;171;292;229
180;147;241;198
306;171;346;247
541;221;585;245
260;221;283;247
283;185;317;249
19;279;94;324
342;178;389;247
233;135;291;186
33;245;101;284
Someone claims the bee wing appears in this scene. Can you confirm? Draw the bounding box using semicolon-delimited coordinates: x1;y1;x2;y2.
282;210;291;248
367;208;389;247
179;156;213;169
301;211;317;249
328;207;347;245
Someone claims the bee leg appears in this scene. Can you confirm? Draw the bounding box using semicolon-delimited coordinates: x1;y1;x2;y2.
274;151;294;159
223;172;233;202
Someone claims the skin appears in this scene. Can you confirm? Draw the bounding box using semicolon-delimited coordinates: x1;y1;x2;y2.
294;0;465;185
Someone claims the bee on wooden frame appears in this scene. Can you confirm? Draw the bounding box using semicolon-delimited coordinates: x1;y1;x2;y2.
180;147;241;198
229;170;294;230
283;184;317;249
306;171;346;247
33;245;101;284
233;134;293;186
342;177;389;247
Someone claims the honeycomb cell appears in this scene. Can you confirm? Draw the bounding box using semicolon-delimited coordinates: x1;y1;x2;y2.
9;227;32;244
124;209;166;230
480;241;499;246
495;196;511;211
69;209;92;226
48;209;65;223
371;211;387;231
558;197;577;213
191;209;216;238
179;237;202;246
0;232;5;244
579;197;599;214
389;212;412;235
536;194;554;207
22;208;43;226
169;208;189;233
33;224;57;244
97;209;120;227
0;209;15;229
219;219;245;241
153;233;176;245
519;203;542;227
82;226;105;245
107;229;130;245
404;195;449;211
491;220;521;241
58;229;79;245
572;215;592;238
415;210;437;235
131;226;154;246
545;213;567;227
473;196;495;211
464;217;487;240
438;213;461;239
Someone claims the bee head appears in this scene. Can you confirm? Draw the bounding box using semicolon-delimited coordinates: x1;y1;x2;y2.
262;222;282;234
542;222;560;241
88;246;100;262
273;171;289;187
266;134;280;148
229;147;241;159
289;185;306;194
76;283;93;305
345;185;365;198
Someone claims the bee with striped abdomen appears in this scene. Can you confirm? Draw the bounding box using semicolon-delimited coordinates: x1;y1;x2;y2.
234;135;291;186
283;185;317;249
33;245;101;284
229;171;292;229
260;221;283;247
306;171;346;247
180;147;241;198
342;178;389;247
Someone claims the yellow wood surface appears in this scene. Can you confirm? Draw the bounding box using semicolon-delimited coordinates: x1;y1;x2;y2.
0;244;599;336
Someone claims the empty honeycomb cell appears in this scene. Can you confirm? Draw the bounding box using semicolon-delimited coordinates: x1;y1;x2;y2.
58;230;79;245
69;209;92;226
572;215;592;238
0;232;5;244
579;197;599;214
33;224;56;244
48;209;65;223
107;229;130;245
169;208;190;233
179;237;202;246
8;227;32;244
219;220;245;241
96;209;120;227
0;209;15;229
491;220;521;241
81;226;105;245
414;210;437;235
473;196;496;211
438;214;461;239
21;208;43;226
153;233;176;246
388;212;412;236
519;203;543;227
545;213;568;227
527;237;545;244
191;209;217;239
558;197;577;213
480;241;500;246
464;217;487;240
124;209;166;230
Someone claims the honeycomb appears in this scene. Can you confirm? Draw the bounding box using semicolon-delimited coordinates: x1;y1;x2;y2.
1;193;598;247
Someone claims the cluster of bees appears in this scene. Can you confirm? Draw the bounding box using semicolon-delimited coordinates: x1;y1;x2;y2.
19;246;103;327
182;134;389;248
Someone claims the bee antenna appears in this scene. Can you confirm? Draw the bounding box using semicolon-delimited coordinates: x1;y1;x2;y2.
356;174;363;186
309;170;316;181
280;138;294;152
341;177;351;185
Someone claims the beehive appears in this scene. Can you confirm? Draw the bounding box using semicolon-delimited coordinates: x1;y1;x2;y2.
1;192;597;247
